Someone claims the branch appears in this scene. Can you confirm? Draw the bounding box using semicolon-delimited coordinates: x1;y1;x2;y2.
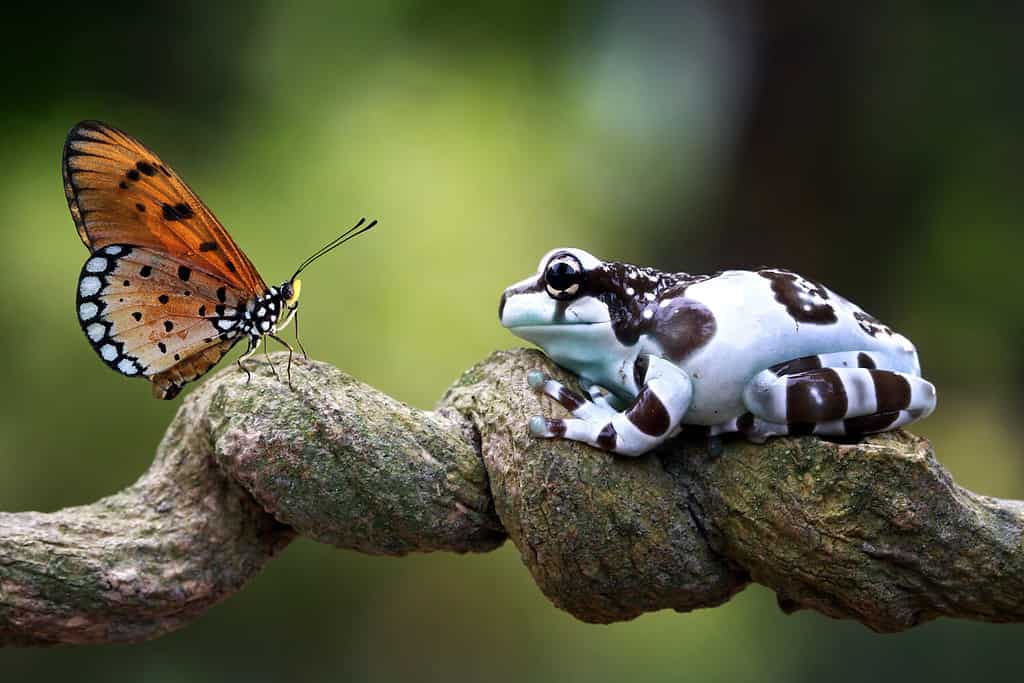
2;349;1022;645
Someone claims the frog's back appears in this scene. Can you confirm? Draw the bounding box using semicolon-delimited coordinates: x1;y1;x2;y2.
668;268;920;423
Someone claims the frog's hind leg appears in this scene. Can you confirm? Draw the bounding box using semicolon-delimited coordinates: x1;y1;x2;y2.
738;350;936;441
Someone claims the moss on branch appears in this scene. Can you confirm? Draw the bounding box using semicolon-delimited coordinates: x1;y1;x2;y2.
2;349;1022;645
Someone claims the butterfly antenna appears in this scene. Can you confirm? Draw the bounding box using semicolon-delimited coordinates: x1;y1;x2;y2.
291;217;377;281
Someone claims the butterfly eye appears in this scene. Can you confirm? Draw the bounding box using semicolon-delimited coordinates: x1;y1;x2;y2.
544;254;584;300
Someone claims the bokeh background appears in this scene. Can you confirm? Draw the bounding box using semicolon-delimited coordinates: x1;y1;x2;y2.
3;1;1023;680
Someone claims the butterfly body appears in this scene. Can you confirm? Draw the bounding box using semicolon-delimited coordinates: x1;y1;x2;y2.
63;120;370;399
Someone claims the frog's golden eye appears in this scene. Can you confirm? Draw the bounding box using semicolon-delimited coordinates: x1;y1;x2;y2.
544;253;585;300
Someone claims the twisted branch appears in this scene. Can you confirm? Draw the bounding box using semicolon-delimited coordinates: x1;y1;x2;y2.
2;349;1022;645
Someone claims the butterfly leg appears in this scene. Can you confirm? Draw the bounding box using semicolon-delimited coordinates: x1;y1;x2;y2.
262;336;281;383
276;306;309;360
270;334;296;390
294;310;309;360
237;339;258;384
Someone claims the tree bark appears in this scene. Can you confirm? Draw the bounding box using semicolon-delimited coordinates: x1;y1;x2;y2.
1;349;1022;645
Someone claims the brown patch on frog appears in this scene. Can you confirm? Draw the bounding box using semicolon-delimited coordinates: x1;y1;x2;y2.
844;411;898;434
854;310;894;337
770;355;822;376
870;370;911;412
596;423;617;451
581;261;717;360
650;289;717;363
759;269;837;325
627;387;670;436
786;368;848;422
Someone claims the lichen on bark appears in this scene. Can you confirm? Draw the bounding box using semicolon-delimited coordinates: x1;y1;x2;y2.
2;349;1023;646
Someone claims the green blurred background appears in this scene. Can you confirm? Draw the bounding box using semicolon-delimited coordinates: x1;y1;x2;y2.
3;1;1023;680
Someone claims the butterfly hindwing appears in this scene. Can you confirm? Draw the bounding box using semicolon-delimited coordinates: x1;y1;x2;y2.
77;244;250;397
63;120;267;296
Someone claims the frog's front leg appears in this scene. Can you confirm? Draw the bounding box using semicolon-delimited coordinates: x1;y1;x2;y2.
527;356;692;457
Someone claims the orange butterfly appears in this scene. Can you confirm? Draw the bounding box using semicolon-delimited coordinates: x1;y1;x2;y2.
63;120;375;399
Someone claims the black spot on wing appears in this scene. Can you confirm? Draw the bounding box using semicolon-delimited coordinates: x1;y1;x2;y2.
135;203;146;212
139;265;152;278
162;202;195;221
158;294;169;304
131;311;142;321
199;241;218;252
164;321;174;332
135;161;156;176
216;286;227;303
126;168;141;181
177;266;191;282
158;342;167;354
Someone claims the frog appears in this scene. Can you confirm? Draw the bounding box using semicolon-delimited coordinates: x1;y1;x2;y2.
499;248;936;456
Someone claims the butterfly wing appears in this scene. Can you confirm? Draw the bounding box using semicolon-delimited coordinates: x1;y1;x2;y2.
77;244;251;399
63;120;267;296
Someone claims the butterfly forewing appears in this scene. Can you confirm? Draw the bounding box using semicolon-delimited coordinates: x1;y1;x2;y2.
63;120;266;296
77;244;249;398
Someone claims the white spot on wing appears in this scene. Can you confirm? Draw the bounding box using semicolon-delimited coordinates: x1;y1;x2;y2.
104;245;123;255
79;302;98;321
86;323;105;342
642;309;653;320
117;358;139;375
217;319;235;330
85;257;107;273
260;320;270;331
100;344;117;361
79;276;102;297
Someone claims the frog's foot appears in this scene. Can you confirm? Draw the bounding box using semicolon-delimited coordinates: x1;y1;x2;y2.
526;357;693;457
527;371;618;424
740;351;937;441
583;383;629;411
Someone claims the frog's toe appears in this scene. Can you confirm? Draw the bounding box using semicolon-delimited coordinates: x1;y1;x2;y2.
529;374;594;415
529;416;564;438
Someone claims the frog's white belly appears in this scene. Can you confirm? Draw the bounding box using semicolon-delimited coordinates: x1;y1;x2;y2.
641;270;920;425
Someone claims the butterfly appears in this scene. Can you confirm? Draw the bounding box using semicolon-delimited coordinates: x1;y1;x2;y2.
63;120;375;399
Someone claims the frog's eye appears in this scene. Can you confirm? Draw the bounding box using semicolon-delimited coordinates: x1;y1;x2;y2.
544;254;585;300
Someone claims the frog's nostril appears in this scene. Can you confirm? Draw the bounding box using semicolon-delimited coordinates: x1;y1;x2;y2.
498;290;508;321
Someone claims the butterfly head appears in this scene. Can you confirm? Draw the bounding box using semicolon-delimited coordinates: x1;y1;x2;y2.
282;278;301;310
